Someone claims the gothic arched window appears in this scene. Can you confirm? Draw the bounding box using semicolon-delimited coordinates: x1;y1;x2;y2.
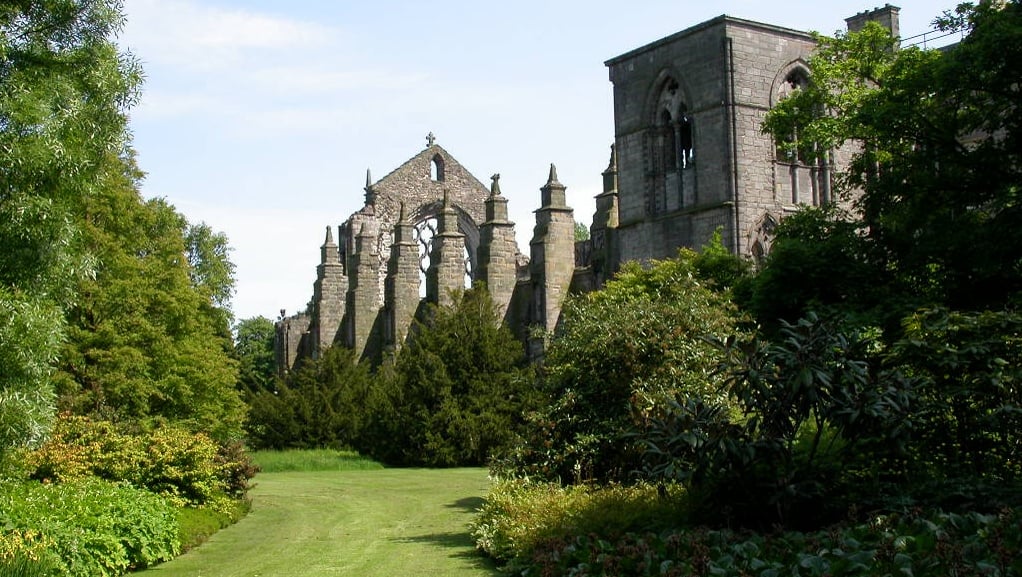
774;68;811;164
412;215;472;297
430;154;445;182
660;109;677;171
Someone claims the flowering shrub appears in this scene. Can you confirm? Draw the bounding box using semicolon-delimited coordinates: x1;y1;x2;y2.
471;478;687;563
27;414;256;508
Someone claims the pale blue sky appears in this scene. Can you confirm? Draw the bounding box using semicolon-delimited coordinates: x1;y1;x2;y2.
119;0;954;322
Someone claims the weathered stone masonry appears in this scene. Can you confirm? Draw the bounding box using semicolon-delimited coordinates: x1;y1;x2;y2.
276;6;900;372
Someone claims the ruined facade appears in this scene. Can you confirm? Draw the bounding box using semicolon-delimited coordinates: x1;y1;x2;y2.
276;139;578;370
276;6;900;373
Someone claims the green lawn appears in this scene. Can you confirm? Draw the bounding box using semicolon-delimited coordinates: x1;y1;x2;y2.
139;468;499;576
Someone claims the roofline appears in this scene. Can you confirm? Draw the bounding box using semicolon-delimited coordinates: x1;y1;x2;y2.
604;15;816;67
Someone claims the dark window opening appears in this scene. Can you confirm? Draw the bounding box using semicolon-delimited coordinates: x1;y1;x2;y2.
431;155;445;182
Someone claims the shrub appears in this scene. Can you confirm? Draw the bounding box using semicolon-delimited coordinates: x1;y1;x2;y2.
471;478;688;563
27;413;257;508
653;313;915;528
0;479;179;577
499;249;743;484
175;499;250;553
245;346;374;451
511;508;1022;577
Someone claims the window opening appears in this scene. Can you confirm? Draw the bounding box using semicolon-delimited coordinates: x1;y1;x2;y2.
430;155;445;182
775;69;811;164
412;215;472;297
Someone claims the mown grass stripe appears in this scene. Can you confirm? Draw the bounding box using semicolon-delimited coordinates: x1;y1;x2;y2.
139;468;498;577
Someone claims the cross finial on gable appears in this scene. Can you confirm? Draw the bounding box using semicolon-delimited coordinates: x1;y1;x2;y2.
426;132;436;147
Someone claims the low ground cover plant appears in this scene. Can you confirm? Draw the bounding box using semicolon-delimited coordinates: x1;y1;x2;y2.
510;508;1022;577
1;413;259;575
0;478;179;577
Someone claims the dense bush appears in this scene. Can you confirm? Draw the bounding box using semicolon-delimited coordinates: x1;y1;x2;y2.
471;478;688;563
891;308;1022;487
175;500;250;553
0;479;179;577
366;285;539;467
27;414;257;509
636;309;1022;529
245;346;374;451
511;509;1022;577
498;248;744;483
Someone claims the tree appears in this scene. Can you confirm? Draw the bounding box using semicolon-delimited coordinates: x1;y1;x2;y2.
0;0;141;457
760;2;1022;321
56;155;246;440
245;346;373;450
235;316;278;393
573;220;590;241
186;222;236;333
371;284;538;467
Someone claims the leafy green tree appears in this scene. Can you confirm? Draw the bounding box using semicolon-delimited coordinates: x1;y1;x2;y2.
0;0;141;457
748;205;904;335
235;316;278;393
573;220;590;241
371;284;538;467
891;308;1022;488
760;3;1022;321
500;248;744;484
186;222;236;334
56;156;245;439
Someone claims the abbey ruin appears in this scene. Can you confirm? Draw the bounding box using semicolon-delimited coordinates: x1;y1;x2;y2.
276;5;901;372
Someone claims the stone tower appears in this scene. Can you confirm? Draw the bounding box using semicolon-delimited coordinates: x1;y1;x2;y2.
384;202;421;350
602;9;899;265
307;226;346;354
426;190;468;307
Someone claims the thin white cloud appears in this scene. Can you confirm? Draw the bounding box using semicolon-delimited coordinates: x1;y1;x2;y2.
123;0;338;71
246;66;430;96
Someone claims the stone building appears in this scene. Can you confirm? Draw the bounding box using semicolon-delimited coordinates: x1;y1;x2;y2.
276;136;577;370
276;6;900;373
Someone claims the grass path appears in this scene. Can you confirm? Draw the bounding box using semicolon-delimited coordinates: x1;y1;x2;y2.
140;468;499;577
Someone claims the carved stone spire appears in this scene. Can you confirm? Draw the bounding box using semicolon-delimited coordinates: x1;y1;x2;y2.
320;225;338;264
490;173;502;197
546;163;561;187
394;201;413;244
364;168;376;205
602;144;618;194
439;188;459;234
541;163;567;208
